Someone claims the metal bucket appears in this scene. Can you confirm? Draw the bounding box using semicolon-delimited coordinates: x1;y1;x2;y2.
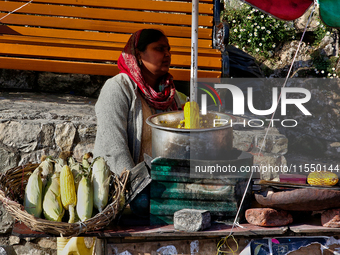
146;111;233;160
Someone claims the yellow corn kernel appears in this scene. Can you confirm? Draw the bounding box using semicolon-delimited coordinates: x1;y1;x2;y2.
307;171;339;186
60;165;77;223
184;101;200;129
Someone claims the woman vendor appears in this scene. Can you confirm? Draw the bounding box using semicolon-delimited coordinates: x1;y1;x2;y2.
93;29;183;176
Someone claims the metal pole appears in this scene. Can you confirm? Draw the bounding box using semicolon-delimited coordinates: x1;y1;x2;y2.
190;0;199;103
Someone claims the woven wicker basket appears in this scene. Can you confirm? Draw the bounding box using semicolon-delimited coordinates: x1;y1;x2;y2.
0;162;129;237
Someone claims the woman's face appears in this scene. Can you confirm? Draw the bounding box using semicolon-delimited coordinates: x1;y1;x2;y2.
139;36;171;78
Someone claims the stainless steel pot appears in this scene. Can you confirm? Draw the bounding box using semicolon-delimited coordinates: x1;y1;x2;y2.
146;111;233;160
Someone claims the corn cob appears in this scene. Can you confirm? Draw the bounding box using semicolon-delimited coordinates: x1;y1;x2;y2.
43;172;65;222
307;171;339;186
92;157;110;212
68;156;83;191
60;165;77;223
39;156;54;187
76;175;93;221
24;167;43;218
184;101;200;129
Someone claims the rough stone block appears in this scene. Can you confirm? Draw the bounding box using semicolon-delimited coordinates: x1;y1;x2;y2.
321;208;340;228
0;246;16;255
174;209;211;232
245;208;293;227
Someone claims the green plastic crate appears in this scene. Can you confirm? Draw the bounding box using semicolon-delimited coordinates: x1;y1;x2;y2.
150;149;253;225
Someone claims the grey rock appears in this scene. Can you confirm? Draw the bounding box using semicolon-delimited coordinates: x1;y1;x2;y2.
294;5;320;32
174;209;211;232
0;121;39;153
0;246;16;255
0;148;19;173
0;69;36;90
0;203;14;234
8;236;20;245
54;122;76;152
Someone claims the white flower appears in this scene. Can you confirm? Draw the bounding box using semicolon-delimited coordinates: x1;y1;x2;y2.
249;33;252;36
262;37;265;40
326;31;330;35
233;20;236;23
284;24;287;28
247;16;251;19
248;39;251;42
328;73;331;76
316;21;320;25
261;15;264;18
334;73;337;77
254;23;257;26
292;36;295;39
234;28;238;32
255;28;258;32
316;71;319;74
272;44;276;48
261;26;265;30
238;35;242;38
267;30;271;34
235;45;239;48
321;70;325;74
257;26;260;29
332;67;335;71
256;48;259;52
259;43;262;46
254;32;257;36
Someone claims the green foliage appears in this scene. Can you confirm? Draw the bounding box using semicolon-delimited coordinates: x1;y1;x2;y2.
310;51;339;78
221;4;296;57
312;20;332;46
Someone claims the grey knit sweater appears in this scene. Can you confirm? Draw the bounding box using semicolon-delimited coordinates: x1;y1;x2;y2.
94;73;143;175
94;73;181;175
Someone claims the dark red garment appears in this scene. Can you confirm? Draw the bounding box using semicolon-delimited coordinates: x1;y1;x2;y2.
117;30;178;111
243;0;313;20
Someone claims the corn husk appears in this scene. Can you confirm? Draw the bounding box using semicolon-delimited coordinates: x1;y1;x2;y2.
76;175;93;221
68;157;83;190
92;157;110;212
39;157;54;187
42;172;65;222
24;167;43;218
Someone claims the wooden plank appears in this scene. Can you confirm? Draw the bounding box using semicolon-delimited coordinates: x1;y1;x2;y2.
0;26;213;49
0;42;119;62
12;0;213;14
0;35;220;56
0;56;119;76
0;1;213;27
0;57;221;80
0;43;221;69
12;222;289;238
0;13;212;39
289;224;340;234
